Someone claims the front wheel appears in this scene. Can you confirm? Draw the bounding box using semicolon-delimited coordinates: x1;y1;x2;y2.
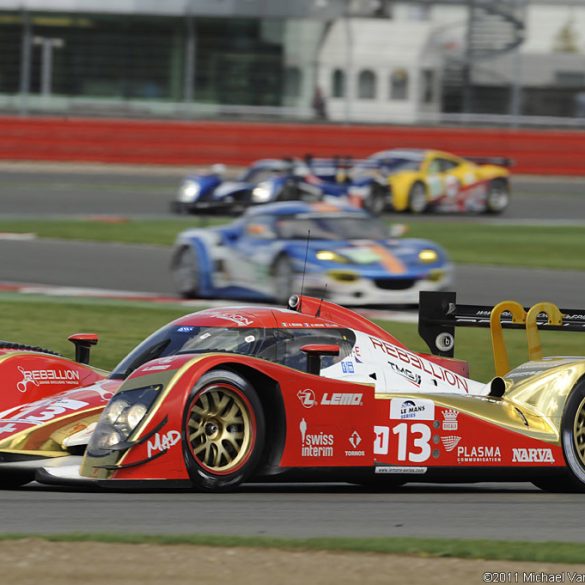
183;369;265;492
363;184;388;216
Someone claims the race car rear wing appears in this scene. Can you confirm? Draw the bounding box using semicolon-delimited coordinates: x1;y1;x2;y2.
418;291;585;376
464;156;514;167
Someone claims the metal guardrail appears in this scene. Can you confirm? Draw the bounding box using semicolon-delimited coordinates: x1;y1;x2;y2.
3;94;585;129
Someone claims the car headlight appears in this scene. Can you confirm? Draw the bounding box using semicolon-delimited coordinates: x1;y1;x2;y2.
316;250;348;263
418;249;439;264
87;385;161;456
178;181;200;202
251;181;273;203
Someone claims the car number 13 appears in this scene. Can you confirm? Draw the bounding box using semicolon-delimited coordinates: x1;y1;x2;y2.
393;422;431;462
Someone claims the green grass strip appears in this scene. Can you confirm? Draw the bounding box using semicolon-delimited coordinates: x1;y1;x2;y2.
0;533;583;563
0;218;584;270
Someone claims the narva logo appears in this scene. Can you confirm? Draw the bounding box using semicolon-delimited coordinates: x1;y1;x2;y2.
512;448;555;463
321;393;363;406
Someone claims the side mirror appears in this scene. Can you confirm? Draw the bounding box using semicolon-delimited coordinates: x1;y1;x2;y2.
68;333;99;365
300;344;340;375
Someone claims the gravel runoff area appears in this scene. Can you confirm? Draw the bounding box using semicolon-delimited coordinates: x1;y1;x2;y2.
5;540;585;585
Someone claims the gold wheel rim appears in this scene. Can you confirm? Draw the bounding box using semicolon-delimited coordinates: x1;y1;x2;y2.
574;396;585;467
187;385;253;474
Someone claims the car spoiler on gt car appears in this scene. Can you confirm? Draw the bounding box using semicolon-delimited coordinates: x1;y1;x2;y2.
419;291;585;377
463;156;514;167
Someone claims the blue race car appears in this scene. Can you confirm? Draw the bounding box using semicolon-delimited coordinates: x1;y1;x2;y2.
171;202;453;306
171;159;348;215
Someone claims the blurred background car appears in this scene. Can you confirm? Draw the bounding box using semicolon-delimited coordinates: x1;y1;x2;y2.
171;202;452;306
351;148;512;214
172;158;356;215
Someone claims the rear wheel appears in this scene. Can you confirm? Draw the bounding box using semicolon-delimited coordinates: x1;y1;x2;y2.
485;179;510;214
172;247;201;299
408;182;428;214
534;380;585;493
183;369;265;492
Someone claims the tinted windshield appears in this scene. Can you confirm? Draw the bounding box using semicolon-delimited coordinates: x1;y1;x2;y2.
110;324;356;379
275;215;389;240
367;156;421;173
111;325;275;379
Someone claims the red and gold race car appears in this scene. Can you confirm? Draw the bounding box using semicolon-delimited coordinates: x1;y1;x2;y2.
2;293;585;492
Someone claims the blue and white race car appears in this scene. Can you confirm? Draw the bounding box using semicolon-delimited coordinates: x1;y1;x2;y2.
171;202;453;306
171;159;348;215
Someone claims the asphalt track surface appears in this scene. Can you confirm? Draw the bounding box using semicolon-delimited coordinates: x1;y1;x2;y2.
1;166;585;541
0;168;584;306
2;481;584;541
0;165;584;222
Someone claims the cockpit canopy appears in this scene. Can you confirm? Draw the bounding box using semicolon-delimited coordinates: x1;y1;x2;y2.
111;322;356;379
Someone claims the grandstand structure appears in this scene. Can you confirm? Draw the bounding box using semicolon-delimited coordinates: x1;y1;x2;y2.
0;0;583;124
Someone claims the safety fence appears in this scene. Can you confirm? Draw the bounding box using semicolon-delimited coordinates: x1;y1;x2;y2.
0;116;584;175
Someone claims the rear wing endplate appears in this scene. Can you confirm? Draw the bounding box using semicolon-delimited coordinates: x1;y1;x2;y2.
419;291;585;376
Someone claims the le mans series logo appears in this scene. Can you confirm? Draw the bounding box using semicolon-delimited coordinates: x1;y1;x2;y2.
390;398;435;420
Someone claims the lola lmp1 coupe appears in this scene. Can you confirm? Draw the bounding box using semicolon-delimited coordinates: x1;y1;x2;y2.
2;292;585;492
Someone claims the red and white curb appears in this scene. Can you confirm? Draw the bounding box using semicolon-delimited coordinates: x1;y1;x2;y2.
0;281;418;323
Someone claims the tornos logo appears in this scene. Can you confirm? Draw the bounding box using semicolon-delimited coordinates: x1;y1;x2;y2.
512;448;555;463
297;389;363;408
17;366;80;393
299;418;334;457
390;398;435;421
457;445;502;463
345;430;365;457
297;388;317;408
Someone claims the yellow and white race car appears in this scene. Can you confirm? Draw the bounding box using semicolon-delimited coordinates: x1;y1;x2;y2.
352;149;511;214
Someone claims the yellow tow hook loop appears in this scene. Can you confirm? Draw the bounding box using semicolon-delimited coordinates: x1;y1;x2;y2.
490;301;527;377
525;302;563;362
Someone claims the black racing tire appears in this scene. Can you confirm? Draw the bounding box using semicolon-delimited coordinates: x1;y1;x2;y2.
272;255;296;305
485;178;510;214
182;369;266;492
407;182;428;214
171;201;192;215
363;184;388;216
2;471;34;489
171;246;201;299
534;379;585;493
